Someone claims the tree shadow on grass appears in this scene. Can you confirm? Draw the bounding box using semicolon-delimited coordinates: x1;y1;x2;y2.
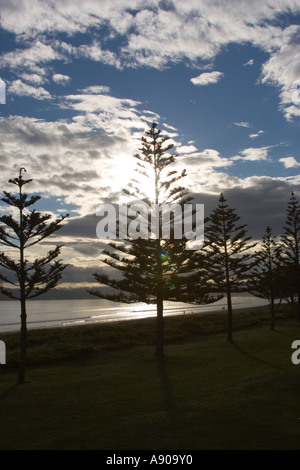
0;382;18;402
272;328;297;339
232;341;287;372
155;357;179;423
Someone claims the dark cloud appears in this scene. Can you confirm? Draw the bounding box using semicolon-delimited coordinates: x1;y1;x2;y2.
61;264;97;283
59;177;300;246
61;213;99;239
193;178;300;240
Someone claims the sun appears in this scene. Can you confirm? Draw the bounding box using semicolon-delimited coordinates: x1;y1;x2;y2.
113;153;156;203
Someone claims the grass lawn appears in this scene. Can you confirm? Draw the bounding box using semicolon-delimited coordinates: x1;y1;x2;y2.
1;306;300;450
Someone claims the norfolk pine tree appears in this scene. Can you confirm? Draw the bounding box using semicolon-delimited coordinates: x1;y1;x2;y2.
89;123;213;357
197;193;255;341
249;226;280;330
278;192;300;321
0;169;68;384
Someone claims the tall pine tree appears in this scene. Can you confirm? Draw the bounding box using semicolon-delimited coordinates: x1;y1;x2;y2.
279;192;300;320
249;226;280;330
89;123;213;357
0;169;68;383
196;193;255;341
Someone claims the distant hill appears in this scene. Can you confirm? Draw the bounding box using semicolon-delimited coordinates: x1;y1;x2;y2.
0;288;95;301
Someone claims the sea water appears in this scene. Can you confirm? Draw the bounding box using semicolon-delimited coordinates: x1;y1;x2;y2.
0;293;269;333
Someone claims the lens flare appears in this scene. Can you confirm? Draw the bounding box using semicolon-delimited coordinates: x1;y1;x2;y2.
160;251;168;262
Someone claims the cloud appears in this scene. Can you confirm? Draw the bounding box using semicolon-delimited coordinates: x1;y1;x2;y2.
9;79;51;100
62;90;140;115
0;1;289;70
190;71;223;86
249;130;264;139
233;146;272;162
189;174;300;242
260;24;300;120
80;85;111;94
77;42;121;68
0;0;300;120
0;113;298;271
0;83;160;217
0;40;59;72
279;156;300;168
234;122;251;128
175;144;198;154
21;73;46;85
1;0;300;280
0;114;127;212
52;73;71;85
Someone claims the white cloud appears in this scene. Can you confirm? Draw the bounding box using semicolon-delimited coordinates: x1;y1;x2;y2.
249;130;264;138
0;40;59;71
176;144;198;154
1;0;300;269
233;146;271;161
9;79;51;100
0;114;131;215
52;74;71;85
80;85;111;94
77;42;121;68
260;24;300;120
0;85;161;215
234;122;251;128
243;59;254;66
0;0;299;121
61;90;142;131
181;148;233;172
191;71;223;86
279;156;300;168
163;123;178;131
21;73;46;85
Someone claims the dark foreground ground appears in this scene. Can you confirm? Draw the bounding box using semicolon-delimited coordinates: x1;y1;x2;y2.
0;305;300;450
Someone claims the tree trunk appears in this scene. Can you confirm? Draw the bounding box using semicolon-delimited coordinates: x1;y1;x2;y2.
155;240;164;357
155;297;164;358
18;295;27;384
270;280;275;330
18;197;27;385
226;288;233;342
297;288;300;322
154;141;164;358
224;240;233;342
270;298;275;331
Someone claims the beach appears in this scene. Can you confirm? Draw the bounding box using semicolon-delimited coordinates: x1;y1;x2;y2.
0;293;269;333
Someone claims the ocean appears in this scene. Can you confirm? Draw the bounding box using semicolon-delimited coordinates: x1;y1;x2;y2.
0;293;269;333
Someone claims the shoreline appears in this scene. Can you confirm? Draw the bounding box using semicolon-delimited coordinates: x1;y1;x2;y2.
0;294;270;334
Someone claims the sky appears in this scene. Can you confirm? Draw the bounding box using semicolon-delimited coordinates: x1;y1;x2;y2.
0;0;300;296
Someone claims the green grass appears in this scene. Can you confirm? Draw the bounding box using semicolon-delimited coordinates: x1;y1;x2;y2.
1;305;300;450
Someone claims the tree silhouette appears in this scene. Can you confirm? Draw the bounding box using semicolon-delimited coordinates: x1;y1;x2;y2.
89;123;213;357
278;192;300;321
249;226;280;330
198;193;255;341
0;169;68;384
